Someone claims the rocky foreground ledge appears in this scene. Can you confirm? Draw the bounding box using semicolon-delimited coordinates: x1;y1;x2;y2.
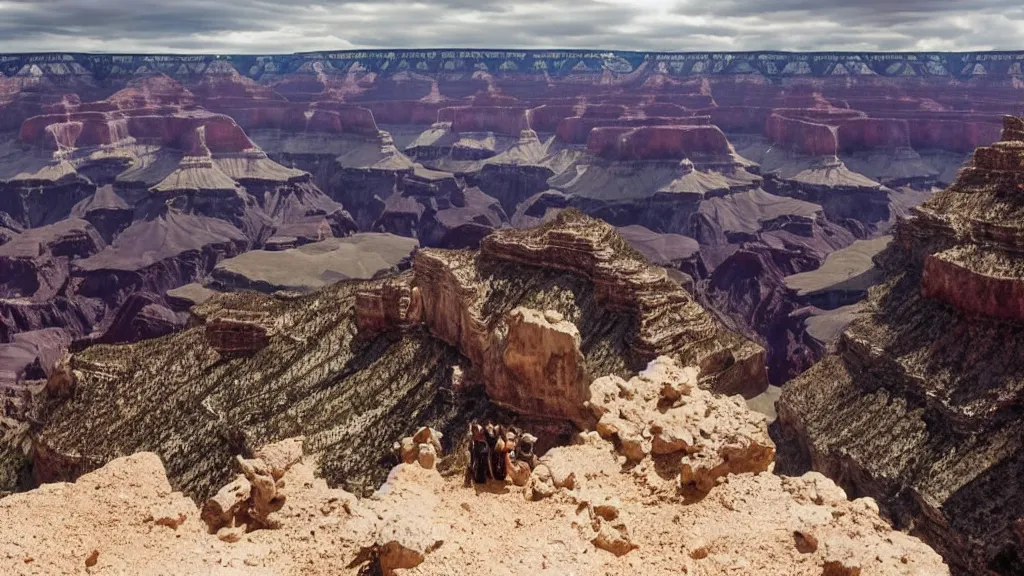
0;357;945;576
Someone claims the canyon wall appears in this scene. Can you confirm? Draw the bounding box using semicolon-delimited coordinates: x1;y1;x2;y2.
777;116;1024;575
2;49;1022;388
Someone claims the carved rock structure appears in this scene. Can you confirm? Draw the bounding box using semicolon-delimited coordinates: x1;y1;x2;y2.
2;50;1020;385
777;116;1024;575
356;210;768;426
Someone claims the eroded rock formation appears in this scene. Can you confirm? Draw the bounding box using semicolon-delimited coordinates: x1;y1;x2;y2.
777;116;1024;575
3;211;764;502
3;50;1017;384
356;210;768;426
0;74;360;353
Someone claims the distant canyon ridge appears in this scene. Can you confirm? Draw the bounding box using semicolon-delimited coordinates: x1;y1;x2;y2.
1;48;1023;393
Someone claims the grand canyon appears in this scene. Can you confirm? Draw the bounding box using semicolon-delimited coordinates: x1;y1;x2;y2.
1;49;1023;575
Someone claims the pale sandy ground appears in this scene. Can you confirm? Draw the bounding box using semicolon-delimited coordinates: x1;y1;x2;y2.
0;359;947;576
0;441;947;576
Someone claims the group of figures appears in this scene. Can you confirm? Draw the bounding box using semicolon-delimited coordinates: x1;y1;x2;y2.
466;422;538;486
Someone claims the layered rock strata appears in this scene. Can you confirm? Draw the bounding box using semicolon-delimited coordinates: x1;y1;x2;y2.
7;211;765;501
357;210;768;428
4;50;1017;386
777;116;1024;575
0;74;360;352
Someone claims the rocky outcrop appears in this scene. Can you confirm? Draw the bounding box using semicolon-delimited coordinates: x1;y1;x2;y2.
203;313;272;356
588;356;774;492
357;210;768;421
0;356;947;576
481;210;767;397
355;273;423;337
497;308;590;425
911;119;1024;322
777;116;1024;575
201;437;305;536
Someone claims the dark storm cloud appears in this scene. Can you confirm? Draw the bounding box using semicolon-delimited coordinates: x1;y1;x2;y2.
670;0;1024;50
0;0;1021;53
692;0;1012;23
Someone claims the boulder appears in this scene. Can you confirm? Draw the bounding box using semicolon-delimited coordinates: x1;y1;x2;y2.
495;307;590;425
200;474;251;532
254;437;304;480
588;356;774;494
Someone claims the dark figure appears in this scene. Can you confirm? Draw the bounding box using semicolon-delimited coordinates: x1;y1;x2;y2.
486;423;508;481
468;423;490;485
516;432;538;470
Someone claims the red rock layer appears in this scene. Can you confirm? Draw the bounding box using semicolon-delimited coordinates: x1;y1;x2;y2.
836;118;911;152
587;125;732;161
765;115;838;157
914;116;1024;320
435;106;530;135
557;116;711;145
19;109;256;153
921;253;1024;320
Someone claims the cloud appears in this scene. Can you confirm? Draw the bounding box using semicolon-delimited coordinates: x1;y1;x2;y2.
0;0;1021;53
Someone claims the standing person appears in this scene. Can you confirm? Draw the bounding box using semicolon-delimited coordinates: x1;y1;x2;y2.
491;425;509;481
467;423;490;485
516;432;538;470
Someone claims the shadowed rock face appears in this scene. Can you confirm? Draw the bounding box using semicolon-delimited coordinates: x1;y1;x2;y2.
6;211;765;503
777;116;1024;576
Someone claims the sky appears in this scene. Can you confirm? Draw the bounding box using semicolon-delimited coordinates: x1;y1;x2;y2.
0;0;1023;54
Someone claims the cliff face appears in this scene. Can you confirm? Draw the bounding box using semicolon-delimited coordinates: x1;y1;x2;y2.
358;210;767;426
777;116;1024;575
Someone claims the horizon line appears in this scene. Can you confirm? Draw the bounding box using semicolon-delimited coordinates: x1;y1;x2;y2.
3;48;1024;57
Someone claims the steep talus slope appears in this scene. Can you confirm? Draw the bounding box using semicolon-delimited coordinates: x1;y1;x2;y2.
28;282;485;500
777;116;1024;575
11;212;766;502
